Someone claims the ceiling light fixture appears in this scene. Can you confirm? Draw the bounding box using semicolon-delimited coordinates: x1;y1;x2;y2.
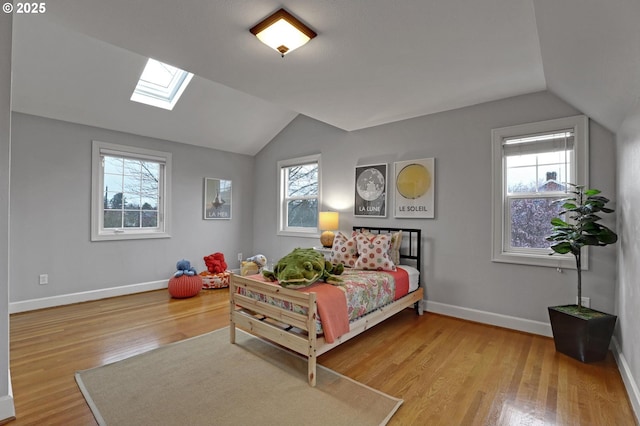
250;8;317;57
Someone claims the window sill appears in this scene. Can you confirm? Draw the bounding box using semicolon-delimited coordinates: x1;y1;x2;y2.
492;252;582;270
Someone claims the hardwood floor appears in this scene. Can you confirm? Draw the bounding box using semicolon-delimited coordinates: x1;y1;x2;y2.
9;289;637;425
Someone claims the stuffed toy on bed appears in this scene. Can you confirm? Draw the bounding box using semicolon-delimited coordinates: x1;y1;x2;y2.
263;248;344;289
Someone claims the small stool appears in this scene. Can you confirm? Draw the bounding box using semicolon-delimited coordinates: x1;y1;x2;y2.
168;275;202;298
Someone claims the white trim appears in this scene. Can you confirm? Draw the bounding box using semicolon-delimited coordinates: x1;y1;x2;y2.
91;141;172;241
612;337;640;423
0;372;15;423
491;115;589;268
425;300;552;337
277;153;322;237
9;280;168;314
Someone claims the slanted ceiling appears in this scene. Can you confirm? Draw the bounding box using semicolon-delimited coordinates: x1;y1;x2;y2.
10;0;640;155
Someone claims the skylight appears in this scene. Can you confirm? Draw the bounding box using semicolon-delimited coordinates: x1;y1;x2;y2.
130;58;194;110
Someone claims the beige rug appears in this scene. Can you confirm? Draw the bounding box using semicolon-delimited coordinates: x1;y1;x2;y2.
75;327;402;426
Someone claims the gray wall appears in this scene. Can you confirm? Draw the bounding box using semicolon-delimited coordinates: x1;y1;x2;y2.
253;91;617;324
10;113;254;302
1;11;14;419
616;106;640;412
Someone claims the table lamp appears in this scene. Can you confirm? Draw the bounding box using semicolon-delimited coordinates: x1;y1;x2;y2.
318;211;339;248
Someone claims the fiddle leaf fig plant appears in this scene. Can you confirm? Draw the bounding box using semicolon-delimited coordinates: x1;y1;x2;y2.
546;184;618;310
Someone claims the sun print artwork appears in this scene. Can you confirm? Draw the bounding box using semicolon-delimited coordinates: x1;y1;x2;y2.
394;158;435;218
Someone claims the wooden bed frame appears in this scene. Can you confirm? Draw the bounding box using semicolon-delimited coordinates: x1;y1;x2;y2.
229;227;424;386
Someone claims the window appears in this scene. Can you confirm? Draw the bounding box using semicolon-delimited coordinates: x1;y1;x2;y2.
492;116;588;268
91;141;171;241
130;58;194;110
278;154;321;237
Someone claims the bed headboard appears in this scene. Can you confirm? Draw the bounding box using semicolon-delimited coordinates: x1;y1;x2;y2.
352;227;422;273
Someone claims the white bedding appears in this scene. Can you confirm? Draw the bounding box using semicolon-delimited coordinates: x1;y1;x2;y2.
398;264;420;292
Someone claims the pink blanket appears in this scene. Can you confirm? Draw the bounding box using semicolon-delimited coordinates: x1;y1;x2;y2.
299;282;349;343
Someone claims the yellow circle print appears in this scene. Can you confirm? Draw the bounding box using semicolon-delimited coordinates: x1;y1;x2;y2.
396;164;431;199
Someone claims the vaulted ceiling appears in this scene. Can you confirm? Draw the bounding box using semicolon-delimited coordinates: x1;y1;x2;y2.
10;0;640;155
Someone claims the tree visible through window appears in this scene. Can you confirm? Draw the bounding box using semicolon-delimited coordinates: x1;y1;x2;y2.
91;141;171;241
492;116;588;268
278;155;321;235
102;156;160;229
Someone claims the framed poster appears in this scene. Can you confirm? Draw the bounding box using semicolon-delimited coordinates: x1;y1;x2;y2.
394;158;435;218
354;163;387;217
204;178;232;219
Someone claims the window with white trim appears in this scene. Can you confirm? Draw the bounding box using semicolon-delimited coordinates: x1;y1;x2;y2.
492;115;588;268
278;154;321;237
130;58;194;111
91;141;171;241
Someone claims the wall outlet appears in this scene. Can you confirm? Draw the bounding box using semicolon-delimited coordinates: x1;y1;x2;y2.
577;296;591;308
39;274;48;285
237;253;243;261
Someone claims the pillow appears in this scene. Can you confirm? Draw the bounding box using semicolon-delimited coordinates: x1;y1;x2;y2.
357;229;402;265
330;231;359;268
354;233;396;271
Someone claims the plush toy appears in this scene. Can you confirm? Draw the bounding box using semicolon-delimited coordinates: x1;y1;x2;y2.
204;252;227;274
246;254;267;268
174;259;197;277
241;254;267;276
263;248;344;289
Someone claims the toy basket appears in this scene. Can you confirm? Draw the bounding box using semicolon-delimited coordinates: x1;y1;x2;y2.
199;271;230;289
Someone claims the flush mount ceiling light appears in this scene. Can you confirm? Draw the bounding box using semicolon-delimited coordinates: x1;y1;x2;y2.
250;8;317;57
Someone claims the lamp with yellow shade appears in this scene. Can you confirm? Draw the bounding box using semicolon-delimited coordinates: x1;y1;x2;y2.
318;211;339;248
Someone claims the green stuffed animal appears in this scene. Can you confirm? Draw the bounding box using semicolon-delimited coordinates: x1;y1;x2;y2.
263;248;344;289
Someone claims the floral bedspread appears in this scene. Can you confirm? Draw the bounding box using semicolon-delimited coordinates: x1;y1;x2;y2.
339;270;396;321
236;270;396;335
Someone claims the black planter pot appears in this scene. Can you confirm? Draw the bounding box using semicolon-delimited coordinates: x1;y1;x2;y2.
548;305;617;362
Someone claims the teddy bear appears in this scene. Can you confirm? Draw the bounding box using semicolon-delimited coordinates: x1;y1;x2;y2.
246;254;267;268
241;254;267;276
203;252;227;274
174;259;197;277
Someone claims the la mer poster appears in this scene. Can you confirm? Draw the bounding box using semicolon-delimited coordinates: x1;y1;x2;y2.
354;163;387;217
204;178;232;219
394;158;435;218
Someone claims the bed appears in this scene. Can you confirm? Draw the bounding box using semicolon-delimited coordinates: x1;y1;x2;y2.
229;227;424;386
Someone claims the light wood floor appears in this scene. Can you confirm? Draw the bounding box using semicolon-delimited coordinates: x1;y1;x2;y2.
8;289;637;425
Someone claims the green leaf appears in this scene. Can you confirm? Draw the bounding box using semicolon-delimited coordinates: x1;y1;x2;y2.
550;218;568;227
550;242;572;254
584;189;601;196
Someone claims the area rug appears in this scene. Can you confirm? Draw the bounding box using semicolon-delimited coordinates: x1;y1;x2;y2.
75;327;402;425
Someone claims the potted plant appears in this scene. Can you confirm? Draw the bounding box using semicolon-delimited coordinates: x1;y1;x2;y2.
546;183;618;362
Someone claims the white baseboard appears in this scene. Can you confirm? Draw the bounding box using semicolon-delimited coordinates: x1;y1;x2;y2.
9;280;168;314
0;371;15;423
612;337;640;423
425;300;553;337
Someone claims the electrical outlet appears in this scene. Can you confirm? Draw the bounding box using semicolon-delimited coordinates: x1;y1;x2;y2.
237;253;243;261
39;274;48;285
577;296;591;308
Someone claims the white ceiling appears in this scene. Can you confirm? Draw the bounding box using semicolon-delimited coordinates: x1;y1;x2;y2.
10;0;640;155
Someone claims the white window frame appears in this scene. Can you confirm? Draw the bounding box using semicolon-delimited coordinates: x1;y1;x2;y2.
91;141;172;241
277;154;321;238
130;58;194;111
491;115;588;268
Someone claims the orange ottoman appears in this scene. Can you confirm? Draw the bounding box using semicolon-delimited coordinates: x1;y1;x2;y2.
168;275;202;298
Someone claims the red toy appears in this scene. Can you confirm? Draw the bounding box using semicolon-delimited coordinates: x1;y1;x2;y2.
204;252;227;274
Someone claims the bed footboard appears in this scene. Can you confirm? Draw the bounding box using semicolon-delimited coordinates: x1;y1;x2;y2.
230;273;320;386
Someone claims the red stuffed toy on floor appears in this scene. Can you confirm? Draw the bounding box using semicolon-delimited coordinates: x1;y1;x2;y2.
204;252;227;274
